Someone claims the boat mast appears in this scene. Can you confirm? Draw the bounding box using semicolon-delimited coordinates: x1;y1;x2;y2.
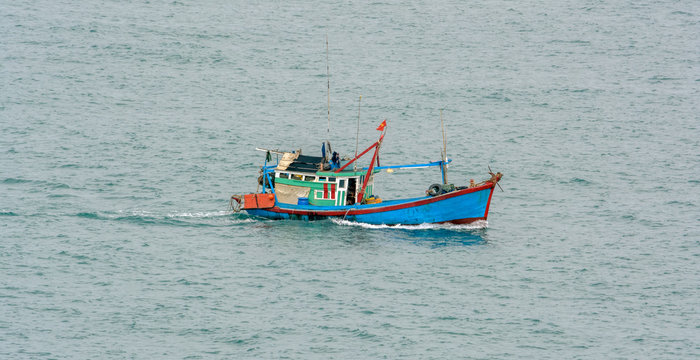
440;109;448;184
326;34;331;145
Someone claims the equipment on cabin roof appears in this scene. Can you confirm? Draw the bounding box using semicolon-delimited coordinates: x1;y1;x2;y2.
286;155;325;173
276;153;326;173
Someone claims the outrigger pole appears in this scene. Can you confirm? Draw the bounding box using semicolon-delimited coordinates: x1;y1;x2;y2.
336;120;386;203
356;133;383;202
335;133;383;173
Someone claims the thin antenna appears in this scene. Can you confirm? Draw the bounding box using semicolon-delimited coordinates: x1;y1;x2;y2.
355;95;362;157
326;34;330;142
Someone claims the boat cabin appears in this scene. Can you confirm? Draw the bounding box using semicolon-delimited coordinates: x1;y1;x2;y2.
270;153;377;206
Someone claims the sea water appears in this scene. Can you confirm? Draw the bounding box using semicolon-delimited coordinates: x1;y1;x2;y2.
1;0;698;358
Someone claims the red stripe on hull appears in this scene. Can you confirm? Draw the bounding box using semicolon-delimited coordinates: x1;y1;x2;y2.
483;186;495;220
440;217;487;225
263;183;496;217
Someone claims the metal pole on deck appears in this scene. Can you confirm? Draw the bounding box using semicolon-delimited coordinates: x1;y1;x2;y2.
440;109;448;184
326;34;331;144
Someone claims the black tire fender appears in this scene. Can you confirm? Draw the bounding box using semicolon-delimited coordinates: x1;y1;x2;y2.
427;183;442;196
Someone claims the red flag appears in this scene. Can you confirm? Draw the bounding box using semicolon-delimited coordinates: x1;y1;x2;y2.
376;119;387;131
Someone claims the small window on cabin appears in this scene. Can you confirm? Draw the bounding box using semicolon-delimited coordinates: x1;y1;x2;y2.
279;173;289;179
292;174;303;180
318;177;327;182
339;179;345;188
304;175;315;182
328;177;336;182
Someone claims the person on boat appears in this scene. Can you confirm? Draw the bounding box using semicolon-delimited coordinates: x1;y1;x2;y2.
346;190;355;205
330;151;340;170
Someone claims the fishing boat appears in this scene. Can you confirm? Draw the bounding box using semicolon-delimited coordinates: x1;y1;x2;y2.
230;120;503;225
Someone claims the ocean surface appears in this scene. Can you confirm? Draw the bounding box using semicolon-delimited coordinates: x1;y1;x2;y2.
1;0;699;358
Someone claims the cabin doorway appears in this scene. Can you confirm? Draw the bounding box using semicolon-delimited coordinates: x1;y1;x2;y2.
346;178;357;205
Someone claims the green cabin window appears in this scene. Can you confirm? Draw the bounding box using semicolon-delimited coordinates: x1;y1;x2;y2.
339;179;345;188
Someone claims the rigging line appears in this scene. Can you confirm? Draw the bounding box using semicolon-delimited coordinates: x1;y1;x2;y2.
342;206;355;221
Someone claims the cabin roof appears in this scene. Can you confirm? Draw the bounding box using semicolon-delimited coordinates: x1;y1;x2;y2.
317;170;380;177
273;151;382;177
278;154;325;173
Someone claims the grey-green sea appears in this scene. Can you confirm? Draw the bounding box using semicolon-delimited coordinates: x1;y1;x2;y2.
1;0;699;358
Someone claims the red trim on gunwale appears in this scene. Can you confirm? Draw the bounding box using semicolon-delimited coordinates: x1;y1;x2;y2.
483;185;495;220
263;182;496;217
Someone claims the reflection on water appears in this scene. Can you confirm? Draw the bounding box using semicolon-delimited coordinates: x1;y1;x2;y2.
396;227;488;247
243;216;489;247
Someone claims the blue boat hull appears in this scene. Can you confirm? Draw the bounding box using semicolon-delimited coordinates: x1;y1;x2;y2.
246;183;495;225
